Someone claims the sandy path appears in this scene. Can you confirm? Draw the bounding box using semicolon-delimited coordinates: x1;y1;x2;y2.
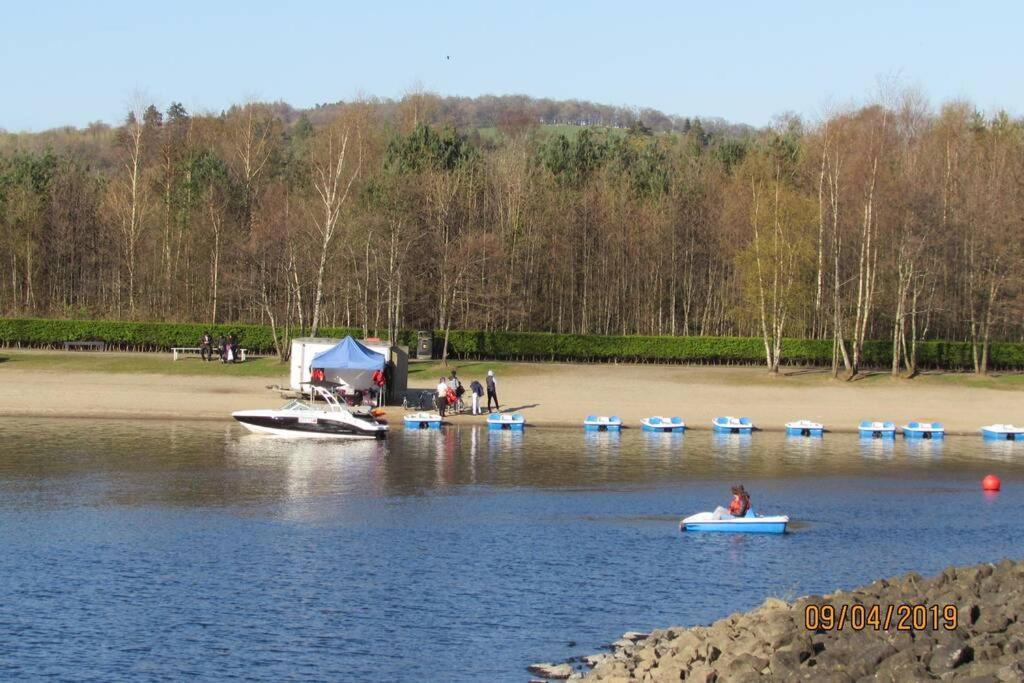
1;361;1022;434
0;369;276;421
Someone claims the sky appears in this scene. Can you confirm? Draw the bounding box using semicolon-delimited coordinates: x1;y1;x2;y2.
2;0;1022;132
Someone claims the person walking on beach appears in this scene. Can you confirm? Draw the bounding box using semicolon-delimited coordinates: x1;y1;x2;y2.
200;332;213;362
486;370;499;413
435;377;449;418
469;379;484;415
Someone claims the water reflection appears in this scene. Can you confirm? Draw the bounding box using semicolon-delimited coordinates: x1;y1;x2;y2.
859;437;895;460
904;438;944;461
981;439;1023;462
783;435;824;463
712;432;752;460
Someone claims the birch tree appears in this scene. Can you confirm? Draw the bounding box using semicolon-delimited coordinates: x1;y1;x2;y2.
308;112;362;335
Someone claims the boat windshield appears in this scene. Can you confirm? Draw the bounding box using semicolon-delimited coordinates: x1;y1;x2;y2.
288;385;352;414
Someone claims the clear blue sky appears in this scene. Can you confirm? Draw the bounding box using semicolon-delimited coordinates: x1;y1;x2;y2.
3;1;1022;131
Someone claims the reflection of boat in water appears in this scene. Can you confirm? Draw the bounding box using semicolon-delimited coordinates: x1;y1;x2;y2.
904;437;943;459
680;510;789;534
712;432;753;458
232;385;388;439
859;436;894;459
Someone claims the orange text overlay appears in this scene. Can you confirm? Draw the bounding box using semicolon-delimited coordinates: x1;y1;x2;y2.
804;603;958;632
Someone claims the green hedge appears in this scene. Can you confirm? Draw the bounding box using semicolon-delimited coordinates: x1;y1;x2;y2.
436;330;1024;370
0;318;364;354
2;317;1022;370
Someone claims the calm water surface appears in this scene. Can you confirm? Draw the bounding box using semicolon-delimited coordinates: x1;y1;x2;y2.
1;419;1023;681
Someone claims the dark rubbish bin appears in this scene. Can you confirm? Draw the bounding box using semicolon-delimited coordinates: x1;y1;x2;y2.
416;331;433;359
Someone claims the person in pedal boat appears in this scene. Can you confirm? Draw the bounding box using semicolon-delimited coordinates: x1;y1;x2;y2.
728;485;751;517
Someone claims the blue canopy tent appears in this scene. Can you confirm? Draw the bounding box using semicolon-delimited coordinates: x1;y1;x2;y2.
311;336;385;371
309;336;386;393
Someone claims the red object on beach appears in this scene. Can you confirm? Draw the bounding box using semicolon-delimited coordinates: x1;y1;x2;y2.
982;475;1001;492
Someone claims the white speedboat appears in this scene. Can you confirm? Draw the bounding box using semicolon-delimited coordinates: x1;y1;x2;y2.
232;385;388;439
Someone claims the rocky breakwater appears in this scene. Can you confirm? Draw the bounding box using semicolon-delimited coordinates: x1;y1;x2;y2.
532;559;1024;681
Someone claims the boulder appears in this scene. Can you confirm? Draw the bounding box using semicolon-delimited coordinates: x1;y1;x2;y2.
528;662;575;679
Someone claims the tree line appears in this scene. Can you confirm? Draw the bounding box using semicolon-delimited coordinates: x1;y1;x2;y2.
1;92;1021;375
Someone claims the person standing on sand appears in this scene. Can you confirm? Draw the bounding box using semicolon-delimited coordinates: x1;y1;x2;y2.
486;370;499;413
469;379;484;415
435;377;449;418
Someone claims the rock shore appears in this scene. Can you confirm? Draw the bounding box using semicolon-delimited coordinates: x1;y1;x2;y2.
533;559;1024;681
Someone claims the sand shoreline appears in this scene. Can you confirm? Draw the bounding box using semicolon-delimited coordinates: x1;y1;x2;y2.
1;355;1023;434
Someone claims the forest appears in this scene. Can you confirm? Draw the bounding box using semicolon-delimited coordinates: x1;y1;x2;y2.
1;92;1022;375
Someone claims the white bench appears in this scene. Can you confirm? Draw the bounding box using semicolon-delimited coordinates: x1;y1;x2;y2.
172;346;247;361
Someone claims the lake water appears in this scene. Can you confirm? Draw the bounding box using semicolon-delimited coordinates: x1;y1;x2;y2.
1;420;1022;681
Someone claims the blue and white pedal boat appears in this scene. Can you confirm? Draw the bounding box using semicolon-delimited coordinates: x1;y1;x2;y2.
981;424;1024;441
487;413;525;431
680;511;789;534
785;420;824;437
859;421;896;439
641;416;685;433
713;416;753;434
902;421;945;439
403;412;442;429
584;415;622;432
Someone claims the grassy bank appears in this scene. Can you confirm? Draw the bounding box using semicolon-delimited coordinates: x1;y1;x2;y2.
0;350;288;378
5;317;1024;370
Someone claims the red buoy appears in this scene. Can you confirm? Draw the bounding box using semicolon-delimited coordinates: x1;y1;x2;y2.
982;475;1001;492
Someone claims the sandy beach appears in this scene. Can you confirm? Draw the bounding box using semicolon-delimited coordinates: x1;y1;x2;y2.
1;350;1023;434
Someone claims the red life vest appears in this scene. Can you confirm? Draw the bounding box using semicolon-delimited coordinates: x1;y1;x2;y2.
729;494;750;517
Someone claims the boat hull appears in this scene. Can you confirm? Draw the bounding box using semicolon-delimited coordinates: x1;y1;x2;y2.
903;430;944;440
233;412;386;439
404;419;442;429
713;425;752;434
712;417;753;434
786;425;823;437
488;414;526;431
641;417;685;433
584;423;621;432
584;416;622;432
681;512;788;534
982;429;1022;441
